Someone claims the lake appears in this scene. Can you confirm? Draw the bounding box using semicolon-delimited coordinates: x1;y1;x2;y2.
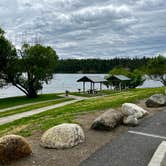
0;74;107;98
0;74;164;99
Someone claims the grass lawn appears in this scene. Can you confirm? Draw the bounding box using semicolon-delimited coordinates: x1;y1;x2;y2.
0;87;165;137
0;93;62;109
0;98;72;118
70;89;119;97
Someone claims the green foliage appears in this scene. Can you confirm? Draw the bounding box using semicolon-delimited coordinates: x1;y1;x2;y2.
109;67;130;75
16;44;58;97
128;69;145;88
0;28;17;88
107;67;144;88
0;28;4;36
55;57;150;73
146;55;166;85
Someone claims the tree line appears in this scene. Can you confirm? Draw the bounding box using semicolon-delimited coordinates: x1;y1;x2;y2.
55;57;151;73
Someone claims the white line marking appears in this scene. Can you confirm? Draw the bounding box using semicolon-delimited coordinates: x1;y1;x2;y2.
128;131;166;140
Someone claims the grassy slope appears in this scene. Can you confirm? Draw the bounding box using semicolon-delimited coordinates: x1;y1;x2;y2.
0;87;165;137
0;93;62;109
0;98;72;118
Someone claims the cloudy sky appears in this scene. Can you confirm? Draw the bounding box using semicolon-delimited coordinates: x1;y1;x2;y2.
0;0;166;59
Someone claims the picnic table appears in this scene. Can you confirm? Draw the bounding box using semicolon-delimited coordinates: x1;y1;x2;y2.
87;89;98;94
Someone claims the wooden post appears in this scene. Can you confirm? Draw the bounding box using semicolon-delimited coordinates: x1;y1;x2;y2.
100;83;102;91
90;82;92;90
83;82;85;93
119;82;122;91
93;83;95;91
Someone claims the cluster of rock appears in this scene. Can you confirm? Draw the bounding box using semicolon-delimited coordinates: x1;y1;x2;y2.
0;123;85;163
91;103;148;129
91;92;166;130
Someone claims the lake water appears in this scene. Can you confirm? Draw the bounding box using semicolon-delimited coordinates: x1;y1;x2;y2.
0;74;107;98
0;74;164;99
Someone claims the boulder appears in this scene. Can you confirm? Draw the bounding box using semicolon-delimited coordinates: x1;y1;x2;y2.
0;135;32;162
91;109;124;130
40;123;85;149
123;115;138;126
145;94;166;107
122;103;148;119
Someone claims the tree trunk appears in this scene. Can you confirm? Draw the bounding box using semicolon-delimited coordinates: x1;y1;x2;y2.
160;76;166;86
27;88;37;98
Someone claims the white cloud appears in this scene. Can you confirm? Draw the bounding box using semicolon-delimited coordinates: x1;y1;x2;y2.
0;0;166;58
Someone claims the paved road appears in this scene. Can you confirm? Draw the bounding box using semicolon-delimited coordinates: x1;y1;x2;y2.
0;95;87;125
81;110;166;166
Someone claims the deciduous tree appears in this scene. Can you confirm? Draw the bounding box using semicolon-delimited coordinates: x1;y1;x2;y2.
0;27;58;98
13;44;58;98
107;67;144;88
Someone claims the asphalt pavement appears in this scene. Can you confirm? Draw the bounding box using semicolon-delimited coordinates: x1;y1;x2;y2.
80;110;166;166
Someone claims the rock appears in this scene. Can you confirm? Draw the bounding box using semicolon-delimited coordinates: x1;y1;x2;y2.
123;115;138;126
122;103;148;126
0;135;32;162
40;123;85;149
122;103;148;119
91;109;124;130
145;94;166;107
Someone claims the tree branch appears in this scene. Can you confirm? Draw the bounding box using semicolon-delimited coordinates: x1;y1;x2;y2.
13;83;29;96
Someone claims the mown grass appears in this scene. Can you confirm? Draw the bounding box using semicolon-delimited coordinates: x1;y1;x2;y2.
0;87;165;137
0;98;72;118
0;93;62;109
70;89;120;97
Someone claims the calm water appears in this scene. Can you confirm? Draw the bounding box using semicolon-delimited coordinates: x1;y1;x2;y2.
0;74;107;98
0;74;164;99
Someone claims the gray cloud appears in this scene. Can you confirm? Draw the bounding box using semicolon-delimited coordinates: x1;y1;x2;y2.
0;0;166;58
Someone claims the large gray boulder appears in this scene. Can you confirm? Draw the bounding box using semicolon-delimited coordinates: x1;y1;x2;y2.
145;94;166;107
0;135;32;162
91;109;123;130
40;123;85;149
122;103;148;119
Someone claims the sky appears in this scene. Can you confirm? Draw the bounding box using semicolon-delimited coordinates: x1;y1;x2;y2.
0;0;166;59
